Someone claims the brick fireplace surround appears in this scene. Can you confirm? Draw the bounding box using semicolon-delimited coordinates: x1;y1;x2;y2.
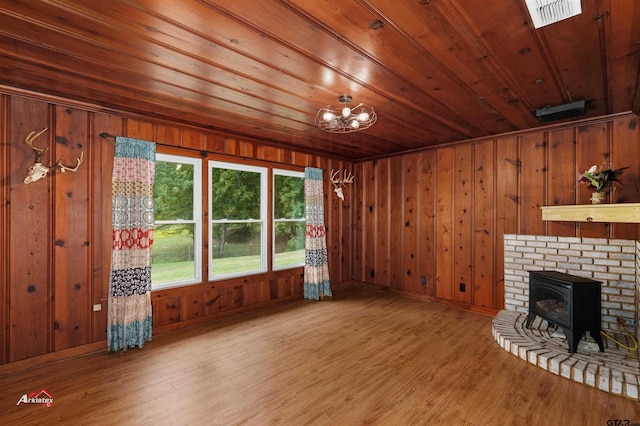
492;234;640;400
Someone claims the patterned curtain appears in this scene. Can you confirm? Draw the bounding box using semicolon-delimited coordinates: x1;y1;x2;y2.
107;137;156;352
303;167;332;300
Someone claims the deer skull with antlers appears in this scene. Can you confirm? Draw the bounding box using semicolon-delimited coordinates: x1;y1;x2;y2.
23;128;84;184
330;169;355;201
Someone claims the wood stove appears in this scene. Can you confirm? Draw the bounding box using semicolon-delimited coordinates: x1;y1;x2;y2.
525;270;604;353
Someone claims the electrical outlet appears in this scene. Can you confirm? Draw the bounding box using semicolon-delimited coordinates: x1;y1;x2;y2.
459;282;466;292
421;276;427;286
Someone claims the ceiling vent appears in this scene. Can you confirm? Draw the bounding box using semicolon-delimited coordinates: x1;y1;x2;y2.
535;100;586;122
525;0;582;29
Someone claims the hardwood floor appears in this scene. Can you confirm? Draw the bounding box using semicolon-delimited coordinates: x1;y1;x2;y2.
1;284;639;425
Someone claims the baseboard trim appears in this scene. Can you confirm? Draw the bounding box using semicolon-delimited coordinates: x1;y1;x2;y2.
0;342;106;377
354;281;498;316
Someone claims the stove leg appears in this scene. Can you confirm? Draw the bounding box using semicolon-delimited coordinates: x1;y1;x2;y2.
590;329;605;352
525;312;536;329
563;328;580;353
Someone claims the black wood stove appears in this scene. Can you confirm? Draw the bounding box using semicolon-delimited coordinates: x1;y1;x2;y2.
525;270;604;353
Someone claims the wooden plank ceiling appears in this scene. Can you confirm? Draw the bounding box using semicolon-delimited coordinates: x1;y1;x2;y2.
1;0;639;160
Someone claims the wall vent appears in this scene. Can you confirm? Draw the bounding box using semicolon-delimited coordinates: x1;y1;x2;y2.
525;0;582;29
535;100;586;122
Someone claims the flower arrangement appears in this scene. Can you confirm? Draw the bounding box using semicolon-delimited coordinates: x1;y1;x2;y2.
578;165;627;193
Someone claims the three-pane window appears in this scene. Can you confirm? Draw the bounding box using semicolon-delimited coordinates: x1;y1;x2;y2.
152;153;305;289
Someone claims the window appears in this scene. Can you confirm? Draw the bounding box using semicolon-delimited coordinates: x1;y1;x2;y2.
152;151;305;289
209;161;267;280
273;170;305;270
152;154;202;289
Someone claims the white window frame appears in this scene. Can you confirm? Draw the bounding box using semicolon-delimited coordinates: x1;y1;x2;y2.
208;161;268;281
152;153;203;290
272;169;305;271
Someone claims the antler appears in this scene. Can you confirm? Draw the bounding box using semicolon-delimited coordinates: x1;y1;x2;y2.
342;169;355;184
25;127;50;162
54;151;84;173
330;169;342;185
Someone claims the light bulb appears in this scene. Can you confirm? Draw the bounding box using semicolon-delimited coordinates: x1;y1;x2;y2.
322;111;335;121
350;119;360;129
357;112;369;121
342;106;351;118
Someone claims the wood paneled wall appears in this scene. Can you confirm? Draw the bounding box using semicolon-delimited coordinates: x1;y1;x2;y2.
2;87;639;368
353;115;640;314
0;92;353;366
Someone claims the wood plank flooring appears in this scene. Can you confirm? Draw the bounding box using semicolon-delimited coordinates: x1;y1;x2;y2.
1;284;639;425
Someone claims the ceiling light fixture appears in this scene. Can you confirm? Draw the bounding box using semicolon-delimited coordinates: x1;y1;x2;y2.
315;95;377;133
525;0;582;29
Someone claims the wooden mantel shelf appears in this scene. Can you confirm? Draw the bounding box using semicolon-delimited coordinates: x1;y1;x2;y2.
541;203;640;223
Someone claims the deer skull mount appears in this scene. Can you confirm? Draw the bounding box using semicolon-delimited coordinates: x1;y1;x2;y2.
23;128;84;184
330;169;355;201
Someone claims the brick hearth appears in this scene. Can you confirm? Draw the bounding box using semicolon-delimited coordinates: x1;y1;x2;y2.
493;234;640;401
492;310;640;400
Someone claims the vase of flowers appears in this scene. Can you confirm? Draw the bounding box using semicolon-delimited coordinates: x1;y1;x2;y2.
578;165;627;204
